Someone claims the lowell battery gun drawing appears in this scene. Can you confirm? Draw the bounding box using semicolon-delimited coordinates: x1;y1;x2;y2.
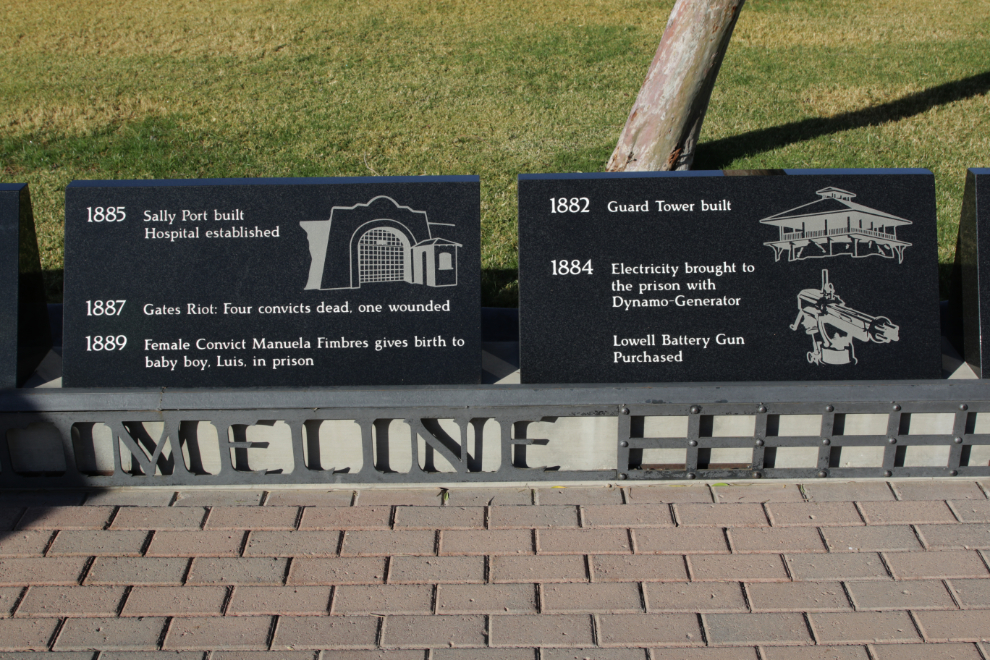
790;269;899;366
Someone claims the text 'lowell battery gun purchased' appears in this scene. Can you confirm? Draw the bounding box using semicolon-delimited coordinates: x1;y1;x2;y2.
790;269;899;366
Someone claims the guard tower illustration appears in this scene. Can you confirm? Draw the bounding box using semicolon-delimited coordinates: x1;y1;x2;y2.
761;188;912;263
790;269;900;366
300;196;460;290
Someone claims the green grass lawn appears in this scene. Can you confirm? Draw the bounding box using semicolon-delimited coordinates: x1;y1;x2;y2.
2;0;988;304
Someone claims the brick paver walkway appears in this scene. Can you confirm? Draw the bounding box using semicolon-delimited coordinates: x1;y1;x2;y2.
0;480;988;658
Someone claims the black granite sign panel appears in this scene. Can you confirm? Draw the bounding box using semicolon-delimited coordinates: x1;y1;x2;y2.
63;176;480;388
0;183;52;388
518;169;942;384
956;168;990;377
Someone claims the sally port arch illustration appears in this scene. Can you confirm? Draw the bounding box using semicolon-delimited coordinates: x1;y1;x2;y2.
761;187;912;264
790;269;899;366
300;196;461;291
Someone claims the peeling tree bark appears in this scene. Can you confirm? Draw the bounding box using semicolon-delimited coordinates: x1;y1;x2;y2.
607;0;745;172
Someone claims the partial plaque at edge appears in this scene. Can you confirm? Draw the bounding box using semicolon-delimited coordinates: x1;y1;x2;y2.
957;168;990;376
0;183;52;388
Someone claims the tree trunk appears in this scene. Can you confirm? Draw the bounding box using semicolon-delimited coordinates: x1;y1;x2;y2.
606;0;745;172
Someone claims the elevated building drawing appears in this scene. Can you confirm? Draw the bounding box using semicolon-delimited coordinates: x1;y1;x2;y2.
760;187;912;264
300;196;460;291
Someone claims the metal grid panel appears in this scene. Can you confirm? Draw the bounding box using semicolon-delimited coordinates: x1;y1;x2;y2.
358;228;405;283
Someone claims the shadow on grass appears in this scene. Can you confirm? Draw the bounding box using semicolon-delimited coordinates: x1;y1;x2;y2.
695;70;990;169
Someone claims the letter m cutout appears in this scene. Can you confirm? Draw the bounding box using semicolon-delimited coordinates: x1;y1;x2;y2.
114;421;185;477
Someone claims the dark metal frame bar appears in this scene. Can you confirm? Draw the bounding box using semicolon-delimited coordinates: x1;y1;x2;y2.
1;379;988;488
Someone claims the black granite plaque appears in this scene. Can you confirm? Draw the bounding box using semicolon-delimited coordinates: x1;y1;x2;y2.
518;169;941;384
956;168;990;377
0;183;52;388
63;176;480;387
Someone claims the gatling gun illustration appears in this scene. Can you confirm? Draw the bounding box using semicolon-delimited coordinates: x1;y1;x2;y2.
790;269;899;366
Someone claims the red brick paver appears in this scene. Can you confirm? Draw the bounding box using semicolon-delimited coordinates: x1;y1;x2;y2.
820;525;923;552
491;555;587;583
16;586;126;617
440;529;534;555
300;505;391;530
627;486;713;503
592;555;689;582
437;583;537;614
111;506;207;530
948;578;990;608
206;506;299;530
145;530;245;557
703;612;813;645
186;557;287;585
537;528;632;554
17;506;114;530
164;615;273;650
388;556;485;584
766;502;864;527
810;611;922;643
341;530;437;556
916;523;990;549
644;582;747;613
333;584;433;614
394;506;485;530
744;581;851;612
857;501;957;524
287;557;386;585
55;616;168;651
0;531;53;557
0;557;89;586
490;505;579;529
122;585;227;616
490;614;594;647
688;554;789;582
949;500;990;522
674;503;769;527
542;582;643;613
0;618;60;651
243;530;341;557
228;585;333;615
384;614;487;648
47;530;149;556
272;614;381;649
727;527;826;553
845;579;955;610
